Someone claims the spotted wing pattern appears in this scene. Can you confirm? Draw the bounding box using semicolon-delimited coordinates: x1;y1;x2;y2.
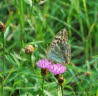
47;28;71;64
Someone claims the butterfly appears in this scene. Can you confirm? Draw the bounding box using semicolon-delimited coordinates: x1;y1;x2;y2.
47;28;71;65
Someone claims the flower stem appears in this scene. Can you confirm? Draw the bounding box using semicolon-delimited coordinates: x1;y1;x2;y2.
57;84;59;96
42;76;45;96
61;85;64;96
1;30;5;96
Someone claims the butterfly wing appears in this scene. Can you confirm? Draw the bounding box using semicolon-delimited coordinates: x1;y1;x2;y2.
47;28;71;64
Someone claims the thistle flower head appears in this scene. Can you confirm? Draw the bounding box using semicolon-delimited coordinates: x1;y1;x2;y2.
49;64;66;75
36;59;52;69
36;59;52;76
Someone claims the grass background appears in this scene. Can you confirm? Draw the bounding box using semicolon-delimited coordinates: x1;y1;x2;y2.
0;0;98;96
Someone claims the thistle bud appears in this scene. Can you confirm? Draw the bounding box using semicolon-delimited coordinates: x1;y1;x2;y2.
0;22;6;32
25;45;34;54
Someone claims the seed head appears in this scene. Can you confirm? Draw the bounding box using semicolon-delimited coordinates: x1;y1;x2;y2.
0;22;6;32
25;45;34;54
85;71;92;76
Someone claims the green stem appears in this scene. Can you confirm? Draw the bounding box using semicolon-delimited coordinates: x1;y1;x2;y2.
17;0;24;47
42;76;45;96
57;84;59;96
61;85;64;96
1;31;5;96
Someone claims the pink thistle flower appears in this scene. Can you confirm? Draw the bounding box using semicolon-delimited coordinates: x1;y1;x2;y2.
49;64;66;75
36;59;52;76
36;59;52;69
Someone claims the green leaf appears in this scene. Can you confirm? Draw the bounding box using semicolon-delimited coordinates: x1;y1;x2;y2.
5;55;16;65
24;0;32;7
4;26;10;39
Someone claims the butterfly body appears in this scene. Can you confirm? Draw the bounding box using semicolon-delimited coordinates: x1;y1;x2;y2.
47;28;71;65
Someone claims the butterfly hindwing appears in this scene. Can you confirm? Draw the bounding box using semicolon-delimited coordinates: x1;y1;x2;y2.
47;28;71;64
48;42;66;63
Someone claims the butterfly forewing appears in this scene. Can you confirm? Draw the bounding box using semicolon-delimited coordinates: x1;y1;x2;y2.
47;28;71;64
50;28;68;48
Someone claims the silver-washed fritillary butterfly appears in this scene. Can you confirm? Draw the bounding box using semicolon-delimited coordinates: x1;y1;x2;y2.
47;28;71;65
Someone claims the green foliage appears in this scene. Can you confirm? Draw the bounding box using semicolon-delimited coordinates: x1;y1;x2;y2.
0;0;98;96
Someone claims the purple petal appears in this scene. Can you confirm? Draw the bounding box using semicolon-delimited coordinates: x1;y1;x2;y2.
36;59;52;69
49;64;66;75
